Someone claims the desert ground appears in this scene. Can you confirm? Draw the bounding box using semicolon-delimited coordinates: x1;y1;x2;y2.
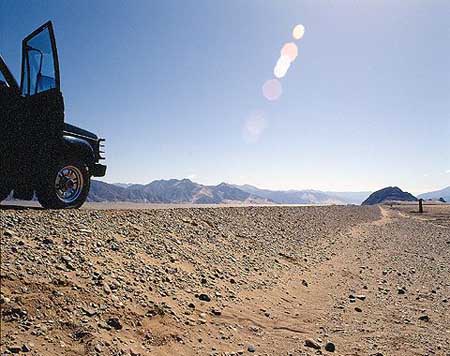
1;204;449;355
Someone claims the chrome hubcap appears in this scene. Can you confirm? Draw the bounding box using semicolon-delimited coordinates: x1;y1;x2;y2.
55;166;83;204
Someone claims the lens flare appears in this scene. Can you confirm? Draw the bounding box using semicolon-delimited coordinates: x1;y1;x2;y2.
262;79;282;101
243;111;268;143
280;42;298;62
273;55;291;78
292;24;305;40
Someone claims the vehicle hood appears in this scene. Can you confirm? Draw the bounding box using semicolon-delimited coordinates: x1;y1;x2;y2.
64;123;98;140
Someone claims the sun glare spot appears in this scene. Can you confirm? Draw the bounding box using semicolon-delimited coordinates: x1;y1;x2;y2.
273;55;291;78
292;24;305;40
281;42;298;63
262;79;282;101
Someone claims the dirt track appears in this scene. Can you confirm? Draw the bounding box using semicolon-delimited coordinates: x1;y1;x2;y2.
1;205;449;355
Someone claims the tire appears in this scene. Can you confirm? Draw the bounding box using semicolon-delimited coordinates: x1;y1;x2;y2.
37;160;90;209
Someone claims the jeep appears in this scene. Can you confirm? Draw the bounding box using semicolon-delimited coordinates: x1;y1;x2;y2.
0;21;106;208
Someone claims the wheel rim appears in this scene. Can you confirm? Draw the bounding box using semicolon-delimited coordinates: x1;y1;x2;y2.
55;165;84;204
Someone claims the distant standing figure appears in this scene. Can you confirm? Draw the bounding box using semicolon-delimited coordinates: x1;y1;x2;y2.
418;199;423;214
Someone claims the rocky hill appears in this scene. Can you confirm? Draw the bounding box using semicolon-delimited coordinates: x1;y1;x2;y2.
361;186;417;205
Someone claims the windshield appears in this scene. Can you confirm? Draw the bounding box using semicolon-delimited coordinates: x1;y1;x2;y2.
22;26;57;96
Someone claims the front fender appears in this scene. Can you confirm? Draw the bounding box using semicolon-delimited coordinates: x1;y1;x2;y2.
63;135;96;166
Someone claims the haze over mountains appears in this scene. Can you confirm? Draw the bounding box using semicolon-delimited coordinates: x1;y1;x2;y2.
88;179;371;205
418;186;450;202
234;184;370;205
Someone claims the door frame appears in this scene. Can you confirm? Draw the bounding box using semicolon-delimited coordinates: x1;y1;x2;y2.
20;21;60;96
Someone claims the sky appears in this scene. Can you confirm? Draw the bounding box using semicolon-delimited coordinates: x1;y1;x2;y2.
1;0;449;193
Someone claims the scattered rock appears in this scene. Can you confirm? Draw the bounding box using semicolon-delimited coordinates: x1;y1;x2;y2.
106;317;123;330
0;295;11;304
3;229;14;237
7;345;21;353
198;293;211;302
81;306;97;317
325;342;335;352
304;338;321;349
98;322;112;331
129;347;141;356
103;283;112;294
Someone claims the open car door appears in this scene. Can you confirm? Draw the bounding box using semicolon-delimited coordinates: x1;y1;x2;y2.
14;21;65;184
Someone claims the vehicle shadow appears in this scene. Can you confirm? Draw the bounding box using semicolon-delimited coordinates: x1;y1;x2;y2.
0;204;42;210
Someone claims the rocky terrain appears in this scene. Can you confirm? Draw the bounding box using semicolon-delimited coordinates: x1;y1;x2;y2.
1;204;449;355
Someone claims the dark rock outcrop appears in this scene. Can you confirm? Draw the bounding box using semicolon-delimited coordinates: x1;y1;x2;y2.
361;187;417;205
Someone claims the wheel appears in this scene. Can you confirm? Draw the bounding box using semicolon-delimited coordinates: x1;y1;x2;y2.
37;160;90;209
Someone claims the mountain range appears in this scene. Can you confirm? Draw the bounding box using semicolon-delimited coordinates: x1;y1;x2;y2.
88;179;270;204
88;179;371;205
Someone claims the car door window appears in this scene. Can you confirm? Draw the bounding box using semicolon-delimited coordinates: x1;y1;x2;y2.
22;25;58;96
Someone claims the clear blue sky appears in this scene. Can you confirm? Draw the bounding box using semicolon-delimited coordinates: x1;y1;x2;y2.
1;0;449;193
